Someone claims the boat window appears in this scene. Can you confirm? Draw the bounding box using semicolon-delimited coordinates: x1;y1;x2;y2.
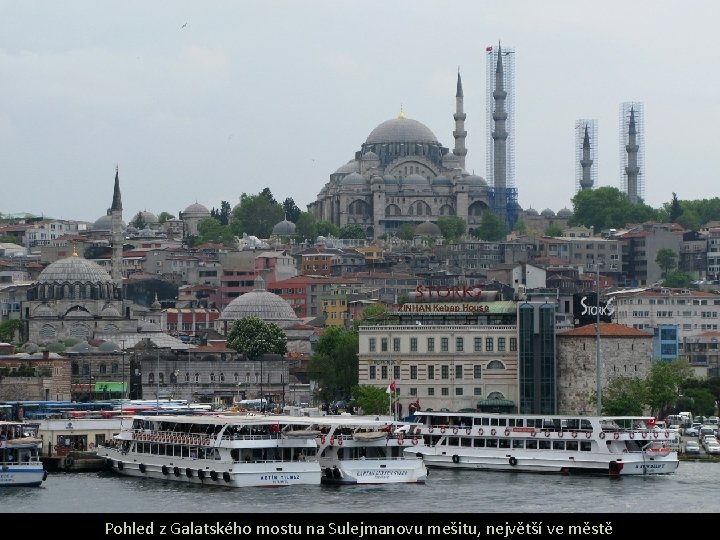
565;419;580;431
461;437;472;448
481;418;490;426
490;418;500;426
486;439;498;448
474;438;485;448
580;441;592;452
151;443;159;455
526;418;539;428
499;439;510;449
448;437;460;446
512;439;524;449
526;439;538;450
552;441;565;450
580;419;592;430
538;440;551;450
566;441;579;451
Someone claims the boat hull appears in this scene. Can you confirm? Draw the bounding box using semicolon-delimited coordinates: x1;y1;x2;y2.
320;458;427;484
0;466;47;487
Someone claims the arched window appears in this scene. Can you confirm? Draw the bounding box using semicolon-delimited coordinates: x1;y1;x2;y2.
185;372;190;382
486;360;505;370
220;373;225;382
210;373;215;382
148;373;155;384
234;372;239;383
487;391;505;400
194;373;200;383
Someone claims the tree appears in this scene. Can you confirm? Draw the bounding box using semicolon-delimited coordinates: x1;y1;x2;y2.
437;216;467;242
0;235;20;245
130;211;146;230
230;191;284;238
210;201;232;226
513;219;528;235
282;198;302;223
599;376;647;415
655;248;678;278
194;216;236;247
544;224;563;237
353;303;393;330
396;223;415;241
157;211;175;224
260;187;277;203
683;387;717;416
315;220;339;237
295;212;317;241
351;385;390;415
307;327;358;409
663;271;691;288
569;186;660;231
0;320;23;342
472;211;507;241
338;224;366;239
668;192;682;223
646;359;692;417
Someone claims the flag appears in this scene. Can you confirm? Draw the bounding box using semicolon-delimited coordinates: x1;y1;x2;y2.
486;46;493;52
386;380;396;394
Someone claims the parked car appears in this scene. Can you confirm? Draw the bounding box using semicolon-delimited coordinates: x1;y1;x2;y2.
685;425;701;437
684;440;701;455
705;441;720;455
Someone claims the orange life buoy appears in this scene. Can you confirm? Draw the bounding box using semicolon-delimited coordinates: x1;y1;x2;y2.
586;431;592;439
440;426;446;434
338;436;343;446
571;431;578;439
531;430;537;437
453;426;458;434
558;431;564;438
329;436;335;446
412;436;418;445
653;431;659;439
544;430;550;438
320;435;326;444
465;427;471;435
629;431;635;439
613;432;620;440
478;428;484;436
599;431;606;439
504;428;510;437
642;432;648;439
490;428;497;436
396;436;403;445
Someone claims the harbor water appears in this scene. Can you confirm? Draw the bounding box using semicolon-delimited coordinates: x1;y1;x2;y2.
1;460;717;514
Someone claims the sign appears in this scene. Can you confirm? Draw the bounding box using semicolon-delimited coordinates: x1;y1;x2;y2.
574;294;614;326
398;303;491;313
414;285;483;299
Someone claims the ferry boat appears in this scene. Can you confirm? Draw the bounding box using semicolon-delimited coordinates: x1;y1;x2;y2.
98;414;321;487
402;410;679;476
293;416;427;485
0;421;48;487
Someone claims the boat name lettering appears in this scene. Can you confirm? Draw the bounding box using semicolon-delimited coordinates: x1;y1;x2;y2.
105;523;155;535
356;469;409;477
169;523;252;535
328;523;425;536
259;474;300;483
398;303;490;313
634;463;665;469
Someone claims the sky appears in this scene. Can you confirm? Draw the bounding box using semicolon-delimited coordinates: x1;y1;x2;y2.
1;1;719;224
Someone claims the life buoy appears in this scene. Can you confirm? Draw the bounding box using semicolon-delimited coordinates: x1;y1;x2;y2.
452;454;460;464
509;457;517;466
629;431;635;439
329;436;335;446
558;431;564;438
453;426;459;434
185;468;193;478
412;436;418;445
162;465;169;475
586;431;592;439
223;472;231;483
210;470;218;481
139;463;146;473
63;455;75;469
544;431;550;438
337;436;343;446
490;428;497;436
642;432;648;439
571;431;578;439
664;430;669;437
504;428;510;436
429;426;434;433
465;427;471;435
531;430;537;437
173;466;181;477
478;428;484;436
320;435;326;444
653;431;659;439
396;436;404;445
440;426;446;434
613;432;620;440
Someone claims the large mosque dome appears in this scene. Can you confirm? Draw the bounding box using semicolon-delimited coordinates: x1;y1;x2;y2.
183;202;210;216
218;275;298;326
93;214;126;231
366;116;438;144
37;255;113;284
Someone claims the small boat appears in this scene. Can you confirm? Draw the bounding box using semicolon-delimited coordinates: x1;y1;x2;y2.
404;410;679;476
308;416;427;485
0;421;48;487
98;413;322;487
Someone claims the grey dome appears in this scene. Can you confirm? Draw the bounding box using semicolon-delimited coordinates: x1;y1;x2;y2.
334;160;360;174
98;341;120;352
415;221;442;237
361;151;379;161
366;116;438;144
139;210;158;224
432;175;452;187
219;275;298;324
557;207;573;218
100;304;122;317
68;341;91;353
183;202;210;216
93;214;126;231
383;174;398;185
541;208;556;218
464;174;488;188
341;172;367;186
525;207;539;216
272;219;296;236
38;255;113;284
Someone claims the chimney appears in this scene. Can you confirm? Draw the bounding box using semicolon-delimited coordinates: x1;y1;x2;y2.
43;350;49;360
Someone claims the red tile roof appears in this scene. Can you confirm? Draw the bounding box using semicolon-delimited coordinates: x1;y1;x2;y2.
558;322;653;338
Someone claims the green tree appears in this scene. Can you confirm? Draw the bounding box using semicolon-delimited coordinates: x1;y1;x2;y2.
295;212;317;241
307;326;359;408
230;191;285;238
210;201;232;226
472;211;508;241
226;316;287;360
396;223;415;241
353;303;393;329
352;384;390;415
655;248;678;278
437;216;467;242
130;211;146;230
0;235;20;245
683;387;717;416
282;197;302;223
194;216;236;247
569;186;660;231
663;271;691;288
646;359;693;417
599;376;647;416
0;320;23;342
544;224;563;237
513;219;528;235
315;220;340;238
157;211;175;224
668;192;682;223
338;224;367;239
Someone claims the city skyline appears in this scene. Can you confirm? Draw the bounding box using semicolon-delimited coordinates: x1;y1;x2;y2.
1;1;717;222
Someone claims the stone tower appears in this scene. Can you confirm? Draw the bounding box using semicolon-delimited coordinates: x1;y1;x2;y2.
452;71;467;169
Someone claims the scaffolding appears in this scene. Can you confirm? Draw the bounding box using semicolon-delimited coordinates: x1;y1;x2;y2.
575;119;598;193
487;186;519;230
486;45;516;190
619;102;645;203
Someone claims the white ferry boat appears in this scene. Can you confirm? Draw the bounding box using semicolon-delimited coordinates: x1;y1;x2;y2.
98;414;321;487
0;421;47;487
403;411;679;476
294;416;427;485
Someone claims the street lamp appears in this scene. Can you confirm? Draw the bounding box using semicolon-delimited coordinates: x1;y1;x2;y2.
595;260;603;415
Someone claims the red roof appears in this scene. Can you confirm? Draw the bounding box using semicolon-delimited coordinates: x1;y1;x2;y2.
558;322;652;338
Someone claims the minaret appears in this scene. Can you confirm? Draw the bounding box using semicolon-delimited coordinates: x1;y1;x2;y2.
452;71;467;169
491;43;508;223
625;107;640;203
110;166;124;285
579;125;594;190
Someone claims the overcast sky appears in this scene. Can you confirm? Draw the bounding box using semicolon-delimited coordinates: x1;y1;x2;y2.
1;1;718;223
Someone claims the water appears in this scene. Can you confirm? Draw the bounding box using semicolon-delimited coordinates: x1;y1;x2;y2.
1;461;717;514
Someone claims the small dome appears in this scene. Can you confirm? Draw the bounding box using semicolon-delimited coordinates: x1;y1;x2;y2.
366;116;438;144
442;153;460;166
38;255;113;284
68;341;91;353
465;174;488;188
334;160;360;174
219;275;298;325
341;172;367;186
272;219;296;236
415;221;442;237
557;207;573;218
525;207;539;216
383;174;398;185
139;210;158;224
183;202;210;216
100;304;121;318
98;341;120;352
93;215;126;231
33;304;55;317
361;151;379;161
432;175;452;187
541;208;556;218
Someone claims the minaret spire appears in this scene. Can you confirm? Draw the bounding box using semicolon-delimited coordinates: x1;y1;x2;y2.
111;164;122;211
580;124;594;190
110;166;124;286
452;70;467;168
492;41;508;224
625;107;640;203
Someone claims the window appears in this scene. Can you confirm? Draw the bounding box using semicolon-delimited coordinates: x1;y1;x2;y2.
474;337;482;352
369;366;376;379
441;387;449;396
409;388;417;396
381;365;388;379
498;338;506;352
455;387;463;396
474;365;482;379
441;338;449;352
410;366;417;380
455;365;463;379
393;365;400;379
381;338;388;352
428;388;435;396
474;387;482;396
485;338;493;351
456;337;464;352
428;365;435;380
510;337;517;351
487;360;504;369
427;338;435;352
393;337;401;352
441;365;449;379
369;338;376;352
410;338;417;352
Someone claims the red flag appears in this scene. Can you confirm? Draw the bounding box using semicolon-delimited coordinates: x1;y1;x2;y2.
386;380;396;394
486;46;493;52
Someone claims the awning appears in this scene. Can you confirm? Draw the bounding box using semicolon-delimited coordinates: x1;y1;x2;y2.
94;382;126;392
477;399;515;408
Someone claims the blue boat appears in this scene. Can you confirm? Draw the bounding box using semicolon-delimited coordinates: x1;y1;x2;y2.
0;421;48;487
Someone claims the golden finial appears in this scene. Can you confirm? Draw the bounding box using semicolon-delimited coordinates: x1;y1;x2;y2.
398;104;405;119
72;243;78;257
